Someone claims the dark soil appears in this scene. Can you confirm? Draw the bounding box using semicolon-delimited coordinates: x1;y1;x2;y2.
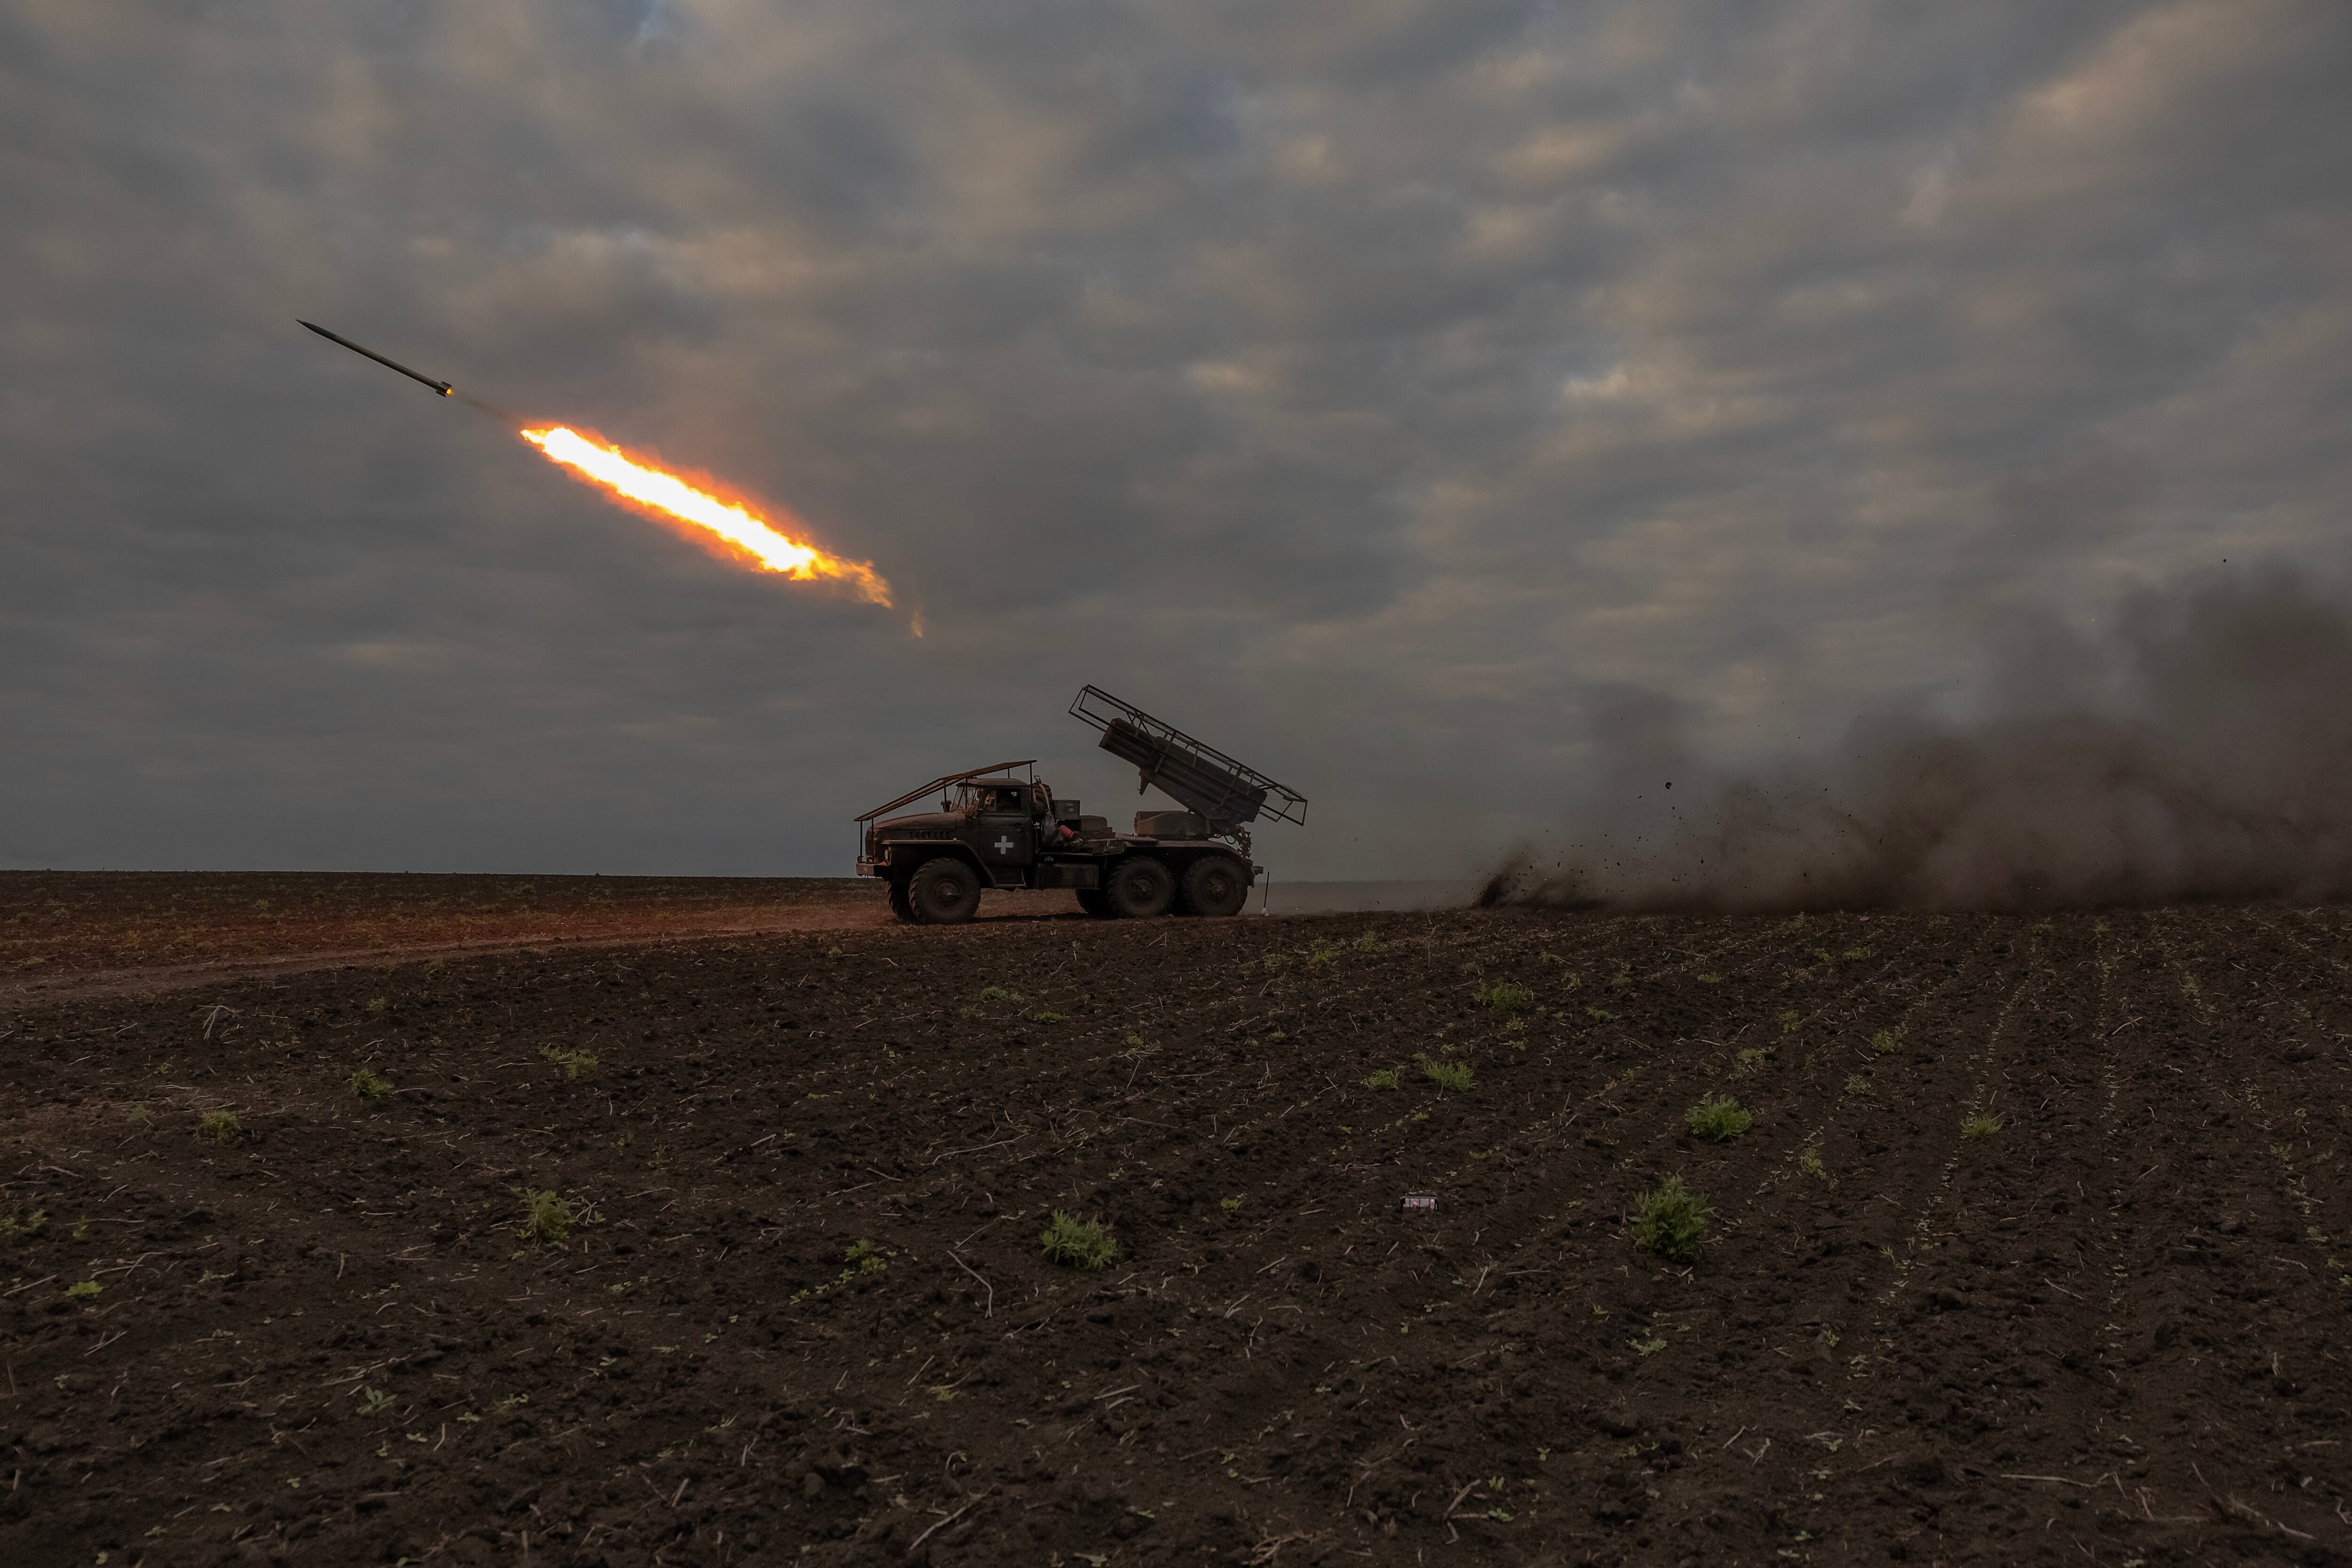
4;891;2350;1566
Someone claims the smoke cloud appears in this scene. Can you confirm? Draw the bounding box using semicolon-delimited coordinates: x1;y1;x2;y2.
1483;565;2352;912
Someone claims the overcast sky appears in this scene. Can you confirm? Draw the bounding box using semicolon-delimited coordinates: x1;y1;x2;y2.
4;0;2348;880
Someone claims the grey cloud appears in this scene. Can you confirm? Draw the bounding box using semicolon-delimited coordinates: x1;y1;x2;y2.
3;0;2349;881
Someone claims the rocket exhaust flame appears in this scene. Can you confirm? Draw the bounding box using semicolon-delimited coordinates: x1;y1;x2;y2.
520;426;891;605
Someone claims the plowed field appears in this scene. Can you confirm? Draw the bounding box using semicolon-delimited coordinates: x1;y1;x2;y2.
4;889;2349;1567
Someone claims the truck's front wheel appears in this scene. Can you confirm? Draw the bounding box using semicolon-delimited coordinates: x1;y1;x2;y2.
886;874;915;923
1106;855;1176;919
907;858;983;924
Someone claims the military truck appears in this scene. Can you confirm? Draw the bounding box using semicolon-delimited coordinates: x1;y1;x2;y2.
855;686;1308;923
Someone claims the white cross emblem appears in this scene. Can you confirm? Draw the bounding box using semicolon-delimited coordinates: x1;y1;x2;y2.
993;836;1017;855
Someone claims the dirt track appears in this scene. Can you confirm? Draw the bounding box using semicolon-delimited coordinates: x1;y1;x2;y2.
3;883;2351;1566
1;872;1063;1004
1;872;893;983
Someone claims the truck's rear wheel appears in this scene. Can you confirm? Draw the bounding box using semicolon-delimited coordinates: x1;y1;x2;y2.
907;858;982;924
1075;887;1115;918
886;874;915;923
1179;853;1250;917
1105;855;1176;919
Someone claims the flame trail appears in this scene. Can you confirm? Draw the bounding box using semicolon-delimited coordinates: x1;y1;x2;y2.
521;425;890;605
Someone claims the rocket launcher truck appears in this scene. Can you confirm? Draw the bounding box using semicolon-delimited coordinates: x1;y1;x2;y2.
855;686;1308;923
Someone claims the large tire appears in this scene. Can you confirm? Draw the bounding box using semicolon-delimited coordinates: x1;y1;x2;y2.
1105;855;1176;919
906;858;982;924
1075;887;1115;918
1179;853;1250;917
886;875;915;923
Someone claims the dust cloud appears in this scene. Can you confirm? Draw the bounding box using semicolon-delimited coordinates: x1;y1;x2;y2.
1482;565;2352;913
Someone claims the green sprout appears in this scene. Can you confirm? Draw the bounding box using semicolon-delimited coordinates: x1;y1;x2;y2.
515;1188;579;1245
1685;1093;1751;1142
1417;1054;1476;1092
539;1045;598;1080
1040;1211;1119;1270
1630;1175;1709;1265
1477;983;1533;1014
